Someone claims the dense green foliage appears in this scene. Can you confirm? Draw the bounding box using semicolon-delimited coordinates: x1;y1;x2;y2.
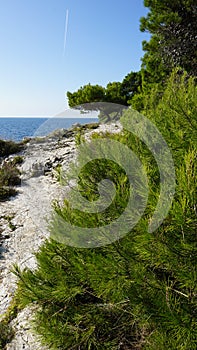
140;0;197;77
15;73;197;349
9;1;197;348
0;320;15;350
0;300;21;350
67;72;142;111
131;0;197;110
0;140;23;158
0;140;23;200
67;0;197;112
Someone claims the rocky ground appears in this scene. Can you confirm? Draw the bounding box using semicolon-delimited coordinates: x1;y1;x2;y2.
0;122;121;350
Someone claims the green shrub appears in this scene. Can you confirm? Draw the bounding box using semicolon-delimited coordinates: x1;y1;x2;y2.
0;162;21;201
54;164;62;183
11;155;24;165
15;71;197;349
0;140;23;200
0;162;21;187
0;320;15;350
0;187;17;201
0;299;22;349
0;140;23;158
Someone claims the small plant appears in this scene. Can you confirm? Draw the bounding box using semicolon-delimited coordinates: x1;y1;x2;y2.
72;122;99;133
0;140;23;158
0;162;21;187
75;131;84;146
0;187;17;201
0;162;21;201
11;155;23;166
0;297;23;349
0;320;15;349
74;123;100;146
0;139;24;201
54;164;63;183
3;214;17;231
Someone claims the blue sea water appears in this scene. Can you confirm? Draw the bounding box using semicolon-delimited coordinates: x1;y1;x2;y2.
0;117;98;142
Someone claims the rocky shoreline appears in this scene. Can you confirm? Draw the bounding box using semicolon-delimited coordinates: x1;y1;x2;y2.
0;122;121;349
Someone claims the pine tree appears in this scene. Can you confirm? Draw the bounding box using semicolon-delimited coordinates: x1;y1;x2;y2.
140;0;197;78
15;71;197;350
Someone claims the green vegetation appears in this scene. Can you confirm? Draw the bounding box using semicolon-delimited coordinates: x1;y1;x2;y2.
140;0;197;78
8;0;197;348
0;140;23;158
67;0;196;113
67;73;142;116
132;0;197;110
54;164;63;183
67;73;142;108
0;299;22;349
11;155;24;166
73;122;99;146
0;140;24;201
0;320;15;350
0;162;21;187
14;72;197;349
2;214;17;232
0;161;21;201
0;186;16;202
0;141;24;345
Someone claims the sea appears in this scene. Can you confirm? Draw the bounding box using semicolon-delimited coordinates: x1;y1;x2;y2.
0;117;98;142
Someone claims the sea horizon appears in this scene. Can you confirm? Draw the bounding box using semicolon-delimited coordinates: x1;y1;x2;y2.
0;117;99;142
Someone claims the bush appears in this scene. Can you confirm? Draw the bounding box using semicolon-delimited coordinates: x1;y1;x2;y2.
0;320;15;349
0;140;23;158
11;155;24;166
0;162;21;187
15;71;197;349
0;161;21;201
0;186;17;201
0;300;22;349
0;140;23;201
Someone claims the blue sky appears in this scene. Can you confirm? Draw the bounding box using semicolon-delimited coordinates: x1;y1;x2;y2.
0;0;149;117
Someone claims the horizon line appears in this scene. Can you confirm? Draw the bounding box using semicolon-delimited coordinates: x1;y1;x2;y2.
0;116;51;118
0;115;99;119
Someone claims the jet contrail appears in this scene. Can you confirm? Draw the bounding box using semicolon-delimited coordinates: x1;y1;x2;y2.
63;9;69;56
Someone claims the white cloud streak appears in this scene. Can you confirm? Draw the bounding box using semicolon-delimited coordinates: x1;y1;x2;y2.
63;9;69;56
